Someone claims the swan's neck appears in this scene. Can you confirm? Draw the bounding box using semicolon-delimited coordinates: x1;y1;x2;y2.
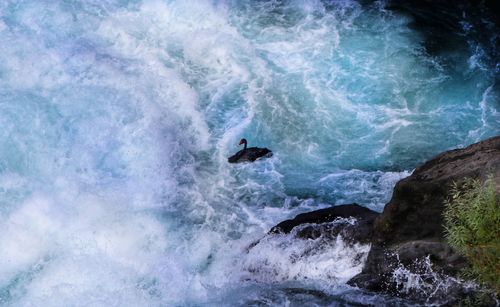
243;141;247;150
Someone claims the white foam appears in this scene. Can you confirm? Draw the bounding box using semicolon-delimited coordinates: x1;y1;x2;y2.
391;256;478;305
236;219;370;287
0;190;188;303
0;20;6;32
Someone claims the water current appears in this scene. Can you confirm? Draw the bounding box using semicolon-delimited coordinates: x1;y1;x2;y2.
0;0;498;305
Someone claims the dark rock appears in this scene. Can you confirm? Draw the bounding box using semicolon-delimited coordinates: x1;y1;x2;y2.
265;137;499;304
271;204;378;233
248;204;378;254
347;244;398;292
394;240;467;276
374;136;500;246
349;136;500;303
270;204;379;244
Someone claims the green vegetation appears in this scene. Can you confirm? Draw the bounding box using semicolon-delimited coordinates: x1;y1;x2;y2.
444;176;500;293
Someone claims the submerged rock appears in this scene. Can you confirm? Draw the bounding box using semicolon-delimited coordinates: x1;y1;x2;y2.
246;204;375;287
270;204;379;245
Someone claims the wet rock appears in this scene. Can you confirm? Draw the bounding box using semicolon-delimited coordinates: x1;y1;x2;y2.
266;137;499;304
374;135;500;246
394;240;467;276
349;136;500;304
270;204;379;244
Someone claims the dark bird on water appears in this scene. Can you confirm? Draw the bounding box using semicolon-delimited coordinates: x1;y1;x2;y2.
228;138;272;163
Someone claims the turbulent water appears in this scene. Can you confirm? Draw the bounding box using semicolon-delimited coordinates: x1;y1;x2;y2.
0;0;498;306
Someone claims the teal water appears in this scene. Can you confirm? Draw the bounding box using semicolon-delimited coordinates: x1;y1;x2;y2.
0;0;498;305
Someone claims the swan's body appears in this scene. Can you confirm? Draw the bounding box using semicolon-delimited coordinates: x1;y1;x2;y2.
228;139;272;163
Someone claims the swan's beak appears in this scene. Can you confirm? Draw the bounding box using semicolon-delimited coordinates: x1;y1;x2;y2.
238;140;244;145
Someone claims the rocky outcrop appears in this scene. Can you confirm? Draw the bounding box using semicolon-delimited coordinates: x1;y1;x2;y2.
375;135;500;246
348;136;500;300
268;136;499;304
270;204;379;244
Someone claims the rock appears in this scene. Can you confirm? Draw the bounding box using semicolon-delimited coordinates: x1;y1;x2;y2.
374;136;500;245
270;204;379;244
265;137;499;304
394;240;467;275
348;136;500;303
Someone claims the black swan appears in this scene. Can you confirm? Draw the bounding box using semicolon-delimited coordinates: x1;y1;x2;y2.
228;138;272;163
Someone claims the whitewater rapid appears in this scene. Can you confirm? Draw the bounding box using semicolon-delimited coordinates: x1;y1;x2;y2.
0;0;498;305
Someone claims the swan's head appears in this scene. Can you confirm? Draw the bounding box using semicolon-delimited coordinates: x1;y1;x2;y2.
239;138;247;145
